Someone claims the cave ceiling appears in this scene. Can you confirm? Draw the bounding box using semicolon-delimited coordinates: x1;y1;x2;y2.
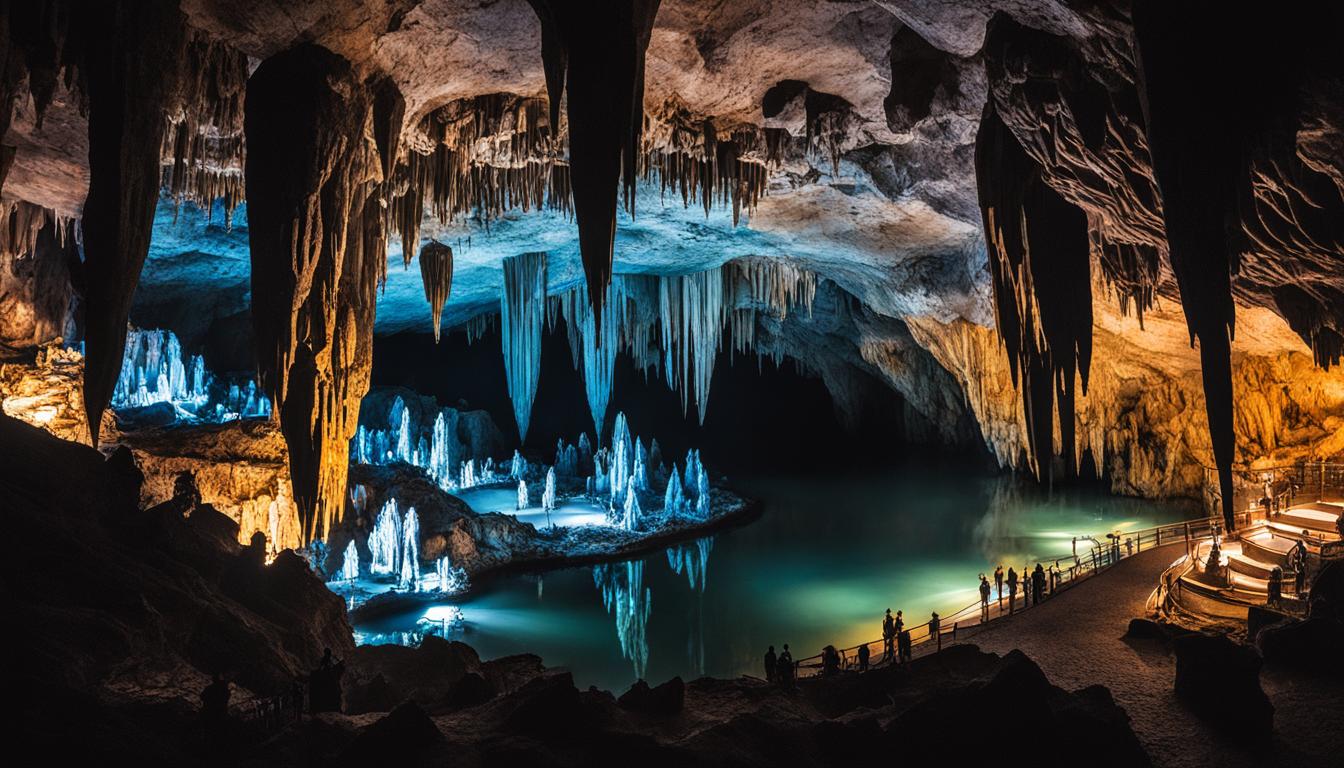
2;0;1342;538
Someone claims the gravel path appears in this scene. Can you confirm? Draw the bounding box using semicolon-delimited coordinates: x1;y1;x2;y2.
952;543;1342;768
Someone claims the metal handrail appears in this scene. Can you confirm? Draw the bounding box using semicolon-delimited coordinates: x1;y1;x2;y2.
789;516;1219;677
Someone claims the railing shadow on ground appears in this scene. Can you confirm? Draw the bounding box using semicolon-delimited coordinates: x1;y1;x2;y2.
792;516;1222;678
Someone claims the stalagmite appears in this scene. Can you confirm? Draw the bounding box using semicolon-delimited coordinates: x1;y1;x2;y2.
663;464;685;518
525;0;663;326
633;437;649;492
608;412;632;508
517;479;529;510
419;241;454;343
399;506;420;589
370;499;401;576
81;0;191;446
695;464;712;519
555;439;578;477
578;432;593;464
542;467;557;513
338;540;359;581
622;476;641;531
501;252;547;441
245;44;385;543
460;459;477;490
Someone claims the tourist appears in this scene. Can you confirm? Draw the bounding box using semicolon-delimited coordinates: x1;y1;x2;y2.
898;628;912;662
1032;563;1046;604
1267;567;1283;608
979;574;991;621
1006;567;1018;614
200;673;230;726
994;565;1004;605
1294;561;1307;599
894;609;904;641
882;608;895;660
1126;537;1134;557
822;645;841;676
764;645;777;683
857;642;870;672
777;644;794;686
309;647;346;713
290;679;304;722
929;612;941;649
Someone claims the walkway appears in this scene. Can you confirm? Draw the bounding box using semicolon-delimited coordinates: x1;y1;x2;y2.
957;543;1342;768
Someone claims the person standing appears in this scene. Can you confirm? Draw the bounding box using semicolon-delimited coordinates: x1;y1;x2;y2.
1006;567;1018;614
929;611;941;649
857;642;870;672
994;565;1005;606
979;574;992;621
777;644;794;687
764;645;777;683
1268;567;1284;607
1032;563;1046;604
882;609;895;660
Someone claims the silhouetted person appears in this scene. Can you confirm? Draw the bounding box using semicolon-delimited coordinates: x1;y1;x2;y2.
929;612;941;649
1032;563;1046;604
1268;567;1283;607
994;565;1004;605
248;530;268;566
1022;564;1032;607
290;680;304;722
201;673;230;726
764;645;777;683
1294;561;1306;598
1006;567;1018;614
822;645;841;676
777;644;793;687
882;609;895;660
857;642;870;672
894;610;904;643
898;628;912;662
309;647;346;713
979;574;992;621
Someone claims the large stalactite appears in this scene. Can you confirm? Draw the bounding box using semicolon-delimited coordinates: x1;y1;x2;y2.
527;0;662;328
244;43;384;544
975;106;1092;482
80;0;191;445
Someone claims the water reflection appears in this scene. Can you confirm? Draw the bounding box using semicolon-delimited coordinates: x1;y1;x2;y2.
594;561;653;679
666;537;714;591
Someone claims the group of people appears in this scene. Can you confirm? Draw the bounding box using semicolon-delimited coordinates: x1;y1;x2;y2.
762;644;795;686
997;562;1051;614
199;647;346;732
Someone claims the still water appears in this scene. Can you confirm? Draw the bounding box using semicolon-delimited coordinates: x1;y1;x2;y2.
353;466;1195;692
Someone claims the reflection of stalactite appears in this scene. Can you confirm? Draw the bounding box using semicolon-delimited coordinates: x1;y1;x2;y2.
81;0;192;446
245;43;382;543
594;559;652;681
666;536;713;592
975;106;1092;481
526;0;662;328
418;241;453;342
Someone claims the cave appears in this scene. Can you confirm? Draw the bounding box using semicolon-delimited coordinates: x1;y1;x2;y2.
2;1;1343;764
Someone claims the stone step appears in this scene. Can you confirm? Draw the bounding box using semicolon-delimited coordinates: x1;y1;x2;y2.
1226;552;1292;580
1278;503;1343;534
1240;536;1293;567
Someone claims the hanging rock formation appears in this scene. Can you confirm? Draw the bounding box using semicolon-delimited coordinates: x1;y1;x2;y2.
526;0;662;327
81;0;193;445
975;106;1092;481
418;240;453;342
500;251;546;442
245;43;385;543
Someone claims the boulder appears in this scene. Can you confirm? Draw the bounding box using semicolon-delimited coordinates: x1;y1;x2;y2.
1172;633;1273;747
338;701;443;766
1257;617;1344;678
617;676;685;716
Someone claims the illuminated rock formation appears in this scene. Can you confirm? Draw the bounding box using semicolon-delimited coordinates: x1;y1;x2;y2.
244;43;385;543
418;240;454;342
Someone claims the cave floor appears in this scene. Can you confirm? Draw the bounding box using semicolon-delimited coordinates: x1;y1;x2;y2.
956;543;1343;768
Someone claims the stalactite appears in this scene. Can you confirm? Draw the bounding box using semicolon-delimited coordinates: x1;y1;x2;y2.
526;0;662;328
500;251;547;442
1132;0;1256;529
245;43;382;544
640;116;772;226
158;30;248;221
418;240;453;342
975;106;1092;481
81;0;191;446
